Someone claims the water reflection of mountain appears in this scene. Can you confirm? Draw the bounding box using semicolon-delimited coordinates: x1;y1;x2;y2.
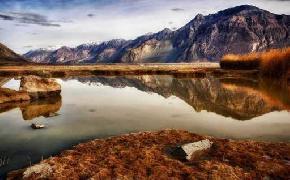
76;75;290;120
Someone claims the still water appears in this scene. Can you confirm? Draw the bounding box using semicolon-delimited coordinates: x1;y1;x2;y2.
0;74;290;176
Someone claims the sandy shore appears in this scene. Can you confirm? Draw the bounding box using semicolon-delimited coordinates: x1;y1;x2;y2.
8;129;290;179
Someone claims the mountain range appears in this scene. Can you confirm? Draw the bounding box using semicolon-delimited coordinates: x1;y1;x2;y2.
1;5;290;64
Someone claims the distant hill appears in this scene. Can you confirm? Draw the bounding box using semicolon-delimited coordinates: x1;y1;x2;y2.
24;5;290;64
0;43;28;65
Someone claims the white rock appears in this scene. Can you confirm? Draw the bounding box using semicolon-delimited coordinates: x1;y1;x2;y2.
23;163;52;178
181;139;213;160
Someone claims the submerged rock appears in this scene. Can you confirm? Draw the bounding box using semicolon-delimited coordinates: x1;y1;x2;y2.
20;75;61;99
31;123;46;129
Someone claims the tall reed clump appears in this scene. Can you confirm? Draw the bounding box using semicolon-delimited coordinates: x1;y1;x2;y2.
220;52;260;70
260;47;290;77
220;47;290;78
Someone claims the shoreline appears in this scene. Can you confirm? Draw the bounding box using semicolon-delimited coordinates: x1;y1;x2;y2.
8;129;290;179
0;63;263;80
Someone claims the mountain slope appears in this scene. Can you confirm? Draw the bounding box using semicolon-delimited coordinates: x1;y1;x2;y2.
24;5;290;64
0;43;28;65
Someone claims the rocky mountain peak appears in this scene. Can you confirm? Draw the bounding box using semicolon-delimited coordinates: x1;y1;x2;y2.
216;5;261;16
193;13;204;21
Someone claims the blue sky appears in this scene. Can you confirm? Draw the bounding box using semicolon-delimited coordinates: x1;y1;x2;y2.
0;0;289;53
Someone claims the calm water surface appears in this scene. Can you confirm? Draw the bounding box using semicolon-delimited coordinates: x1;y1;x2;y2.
0;74;290;177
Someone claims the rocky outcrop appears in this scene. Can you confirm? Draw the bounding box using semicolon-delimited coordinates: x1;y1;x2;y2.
0;76;61;106
20;75;61;99
0;88;30;104
8;129;290;179
24;5;290;63
0;92;62;120
0;76;62;121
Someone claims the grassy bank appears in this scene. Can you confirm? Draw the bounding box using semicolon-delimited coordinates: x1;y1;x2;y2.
0;63;219;78
220;47;290;77
8;129;290;179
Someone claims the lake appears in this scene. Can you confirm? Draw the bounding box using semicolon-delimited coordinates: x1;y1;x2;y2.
0;74;290;177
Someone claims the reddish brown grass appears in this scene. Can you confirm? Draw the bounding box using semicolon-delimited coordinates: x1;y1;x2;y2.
8;130;290;179
221;47;290;77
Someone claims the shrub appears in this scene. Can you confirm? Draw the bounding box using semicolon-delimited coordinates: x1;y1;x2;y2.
220;47;290;77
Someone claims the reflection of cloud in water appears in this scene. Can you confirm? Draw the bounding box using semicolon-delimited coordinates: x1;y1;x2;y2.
1;78;20;90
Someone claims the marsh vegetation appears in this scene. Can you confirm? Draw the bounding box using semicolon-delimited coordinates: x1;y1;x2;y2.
221;47;290;77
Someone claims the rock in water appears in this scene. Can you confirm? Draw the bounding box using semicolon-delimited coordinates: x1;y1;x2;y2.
31;123;45;129
171;139;213;160
20;75;61;99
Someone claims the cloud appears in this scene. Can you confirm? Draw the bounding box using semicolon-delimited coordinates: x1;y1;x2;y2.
171;8;185;12
0;14;14;20
14;23;28;27
87;13;95;17
0;12;61;27
23;45;32;48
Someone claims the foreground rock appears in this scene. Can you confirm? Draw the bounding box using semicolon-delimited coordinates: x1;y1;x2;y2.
171;139;213;161
20;75;61;99
0;88;30;104
8;130;290;179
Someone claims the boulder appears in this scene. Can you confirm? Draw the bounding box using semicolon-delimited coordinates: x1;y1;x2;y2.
20;75;61;99
171;139;213;161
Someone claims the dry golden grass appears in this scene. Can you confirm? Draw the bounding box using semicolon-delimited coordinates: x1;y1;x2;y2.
221;47;290;77
222;52;260;62
260;48;290;77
